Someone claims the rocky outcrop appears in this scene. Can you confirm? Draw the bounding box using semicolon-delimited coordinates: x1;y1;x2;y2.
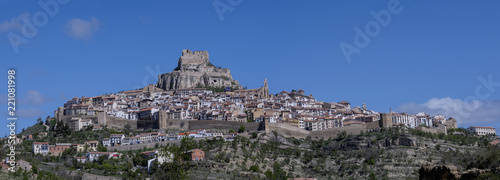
399;136;418;146
419;162;495;180
419;162;461;180
156;49;241;90
339;136;419;150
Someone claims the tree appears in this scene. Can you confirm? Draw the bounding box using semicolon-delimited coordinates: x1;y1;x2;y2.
61;147;77;159
249;165;259;172
124;124;132;136
154;144;190;180
251;132;258;139
31;164;38;174
97;145;107;152
264;162;290;180
36;117;42;124
97;155;106;165
180;136;197;154
238;125;245;133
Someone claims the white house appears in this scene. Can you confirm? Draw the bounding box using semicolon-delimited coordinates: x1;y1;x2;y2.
76;157;87;163
32;142;49;155
110;134;125;146
87;152;121;162
158;134;168;141
102;138;111;147
467;126;496;135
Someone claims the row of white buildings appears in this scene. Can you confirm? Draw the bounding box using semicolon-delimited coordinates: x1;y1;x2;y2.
102;129;225;147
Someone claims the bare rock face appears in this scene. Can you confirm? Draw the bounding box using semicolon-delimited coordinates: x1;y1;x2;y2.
156;49;241;90
398;136;418;147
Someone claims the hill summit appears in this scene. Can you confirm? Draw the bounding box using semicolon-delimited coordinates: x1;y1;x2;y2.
156;49;242;90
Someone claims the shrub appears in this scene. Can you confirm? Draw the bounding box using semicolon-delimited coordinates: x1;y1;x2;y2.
249;165;259;172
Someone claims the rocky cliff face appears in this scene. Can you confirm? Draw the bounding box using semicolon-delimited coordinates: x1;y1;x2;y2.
156;49;241;90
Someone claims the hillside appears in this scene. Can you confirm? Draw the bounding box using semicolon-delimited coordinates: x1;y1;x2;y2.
174;128;497;179
3;120;499;180
18;119;47;137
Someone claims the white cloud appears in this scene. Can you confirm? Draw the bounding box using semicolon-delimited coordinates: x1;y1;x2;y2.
0;12;30;33
21;90;51;106
64;17;99;41
397;97;500;127
17;108;45;118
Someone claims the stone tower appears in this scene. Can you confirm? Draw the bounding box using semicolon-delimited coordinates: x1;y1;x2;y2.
264;118;270;133
379;113;393;128
97;110;106;125
362;103;367;110
260;78;270;98
54;107;64;121
159;110;168;129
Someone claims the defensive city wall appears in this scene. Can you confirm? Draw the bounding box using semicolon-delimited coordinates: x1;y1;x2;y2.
57;109;436;140
266;113;393;140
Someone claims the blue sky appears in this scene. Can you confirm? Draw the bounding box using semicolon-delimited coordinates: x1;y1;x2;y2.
1;0;500;137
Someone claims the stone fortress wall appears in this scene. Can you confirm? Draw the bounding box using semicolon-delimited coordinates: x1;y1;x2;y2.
57;115;138;129
56;111;448;140
56;108;137;129
179;49;209;66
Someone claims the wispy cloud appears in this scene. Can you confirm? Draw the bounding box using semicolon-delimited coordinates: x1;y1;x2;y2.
27;69;52;78
20;90;51;106
397;97;500;127
64;17;99;41
17;108;45;118
0;12;30;33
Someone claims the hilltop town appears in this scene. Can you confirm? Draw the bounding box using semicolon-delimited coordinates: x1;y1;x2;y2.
2;49;499;180
58;50;466;135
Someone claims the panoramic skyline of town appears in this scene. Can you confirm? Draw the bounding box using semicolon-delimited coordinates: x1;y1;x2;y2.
2;1;500;137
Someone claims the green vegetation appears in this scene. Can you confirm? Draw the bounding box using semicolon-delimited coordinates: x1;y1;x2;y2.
18;117;46;137
4;117;500;180
238;125;245;133
409;128;492;147
438;145;500;177
151;137;197;180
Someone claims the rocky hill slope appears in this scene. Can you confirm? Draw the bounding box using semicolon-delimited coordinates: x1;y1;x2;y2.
154;128;498;179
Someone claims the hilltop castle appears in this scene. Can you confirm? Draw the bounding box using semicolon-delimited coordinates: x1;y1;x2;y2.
156;49;241;90
177;49;210;70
